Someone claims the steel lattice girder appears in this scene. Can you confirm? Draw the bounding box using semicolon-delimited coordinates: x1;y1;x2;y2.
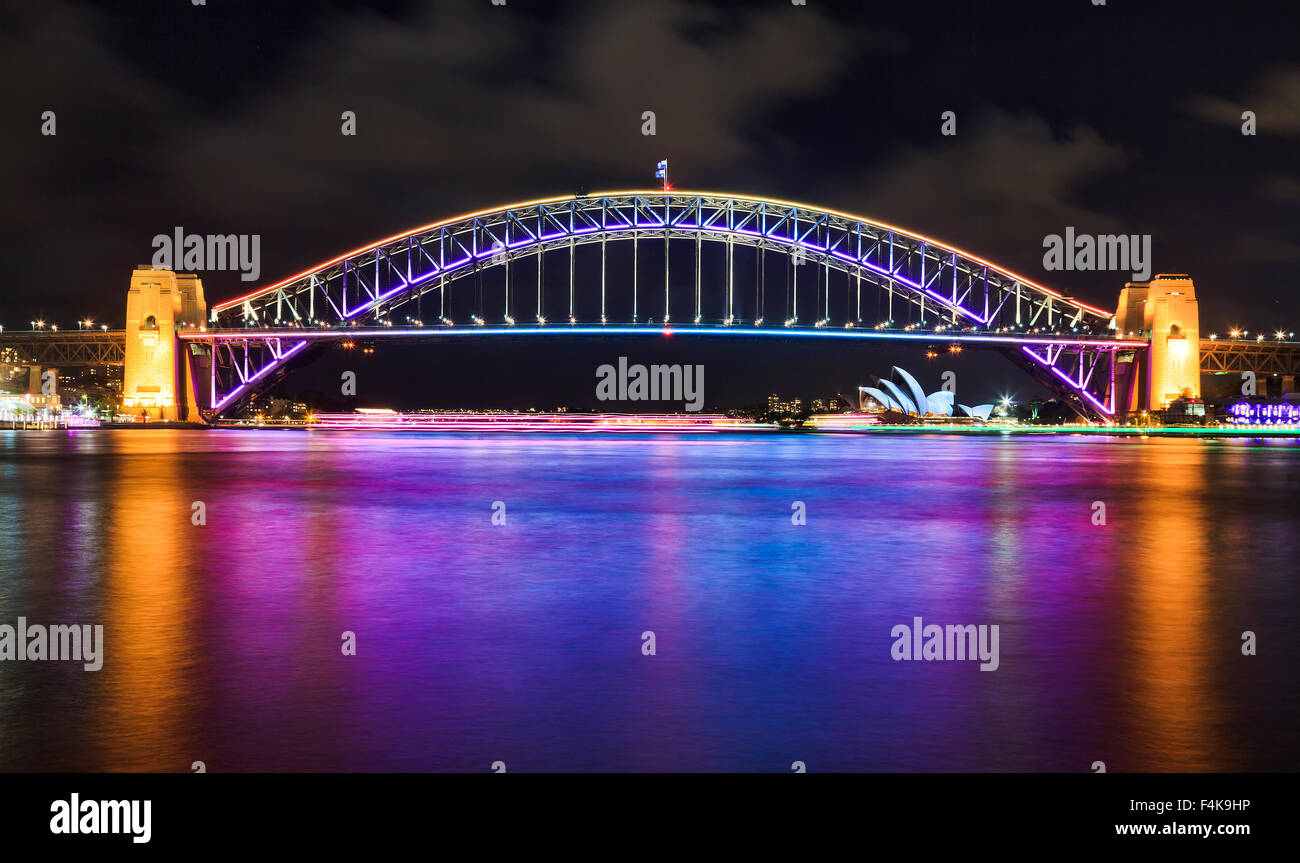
209;191;1116;333
188;326;1142;422
1012;343;1135;420
194;191;1136;420
206;336;316;414
1198;340;1300;375
0;331;127;365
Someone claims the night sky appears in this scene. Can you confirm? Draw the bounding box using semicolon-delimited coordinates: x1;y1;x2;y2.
2;0;1297;409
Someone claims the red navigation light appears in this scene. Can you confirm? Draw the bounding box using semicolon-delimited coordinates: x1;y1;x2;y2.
662;327;672;336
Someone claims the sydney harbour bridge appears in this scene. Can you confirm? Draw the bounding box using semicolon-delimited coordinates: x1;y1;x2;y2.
5;190;1291;423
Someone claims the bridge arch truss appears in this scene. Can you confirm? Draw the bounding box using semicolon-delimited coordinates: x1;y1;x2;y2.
213;191;1115;333
193;191;1133;420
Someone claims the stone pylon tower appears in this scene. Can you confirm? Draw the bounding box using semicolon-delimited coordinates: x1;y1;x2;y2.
122;266;207;421
1114;274;1200;411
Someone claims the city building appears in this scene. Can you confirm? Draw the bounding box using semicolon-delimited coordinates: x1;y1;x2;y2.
810;397;845;413
767;394;803;416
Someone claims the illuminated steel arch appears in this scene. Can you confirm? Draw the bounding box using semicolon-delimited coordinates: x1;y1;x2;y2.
186;190;1137;420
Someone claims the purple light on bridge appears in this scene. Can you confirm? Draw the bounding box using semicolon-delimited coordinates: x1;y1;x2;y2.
267;220;1030;332
188;325;1143;349
212;339;310;411
1022;345;1113;416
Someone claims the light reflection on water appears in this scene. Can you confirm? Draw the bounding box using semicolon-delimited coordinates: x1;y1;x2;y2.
0;429;1296;772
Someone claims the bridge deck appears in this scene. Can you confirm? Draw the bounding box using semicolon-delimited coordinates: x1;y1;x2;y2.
177;324;1150;349
0;330;127;366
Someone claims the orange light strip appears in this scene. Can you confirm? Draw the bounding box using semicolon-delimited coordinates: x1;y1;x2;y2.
212;190;1116;318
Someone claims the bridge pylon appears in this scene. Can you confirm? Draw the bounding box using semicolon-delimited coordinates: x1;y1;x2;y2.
1115;274;1200;413
121;266;209;422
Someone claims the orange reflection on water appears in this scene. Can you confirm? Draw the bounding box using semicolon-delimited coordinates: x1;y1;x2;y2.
1122;440;1221;771
96;433;200;771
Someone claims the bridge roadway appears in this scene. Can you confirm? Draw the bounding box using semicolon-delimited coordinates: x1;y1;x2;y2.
0;330;126;366
4;327;1297;377
1199;338;1300;375
177;324;1149;349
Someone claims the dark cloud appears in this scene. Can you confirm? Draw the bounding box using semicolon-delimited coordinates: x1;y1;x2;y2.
1234;231;1300;263
1262;174;1300;201
165;1;864;232
0;1;177;316
1188;64;1300;136
822;109;1130;293
1;0;871;314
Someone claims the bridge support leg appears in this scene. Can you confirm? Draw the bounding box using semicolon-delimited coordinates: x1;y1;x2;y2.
1115;275;1201;412
122;266;207;422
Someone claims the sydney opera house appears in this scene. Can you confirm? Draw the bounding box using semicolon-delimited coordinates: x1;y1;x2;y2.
859;367;995;423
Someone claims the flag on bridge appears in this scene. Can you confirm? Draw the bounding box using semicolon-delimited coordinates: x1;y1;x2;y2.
655;159;668;191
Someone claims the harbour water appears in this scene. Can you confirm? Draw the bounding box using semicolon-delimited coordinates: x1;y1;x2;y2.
1;429;1296;771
